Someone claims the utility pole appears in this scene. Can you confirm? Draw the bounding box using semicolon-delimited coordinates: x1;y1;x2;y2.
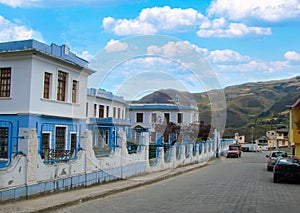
251;126;254;143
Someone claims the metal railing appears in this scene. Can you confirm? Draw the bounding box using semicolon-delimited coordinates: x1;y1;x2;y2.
39;123;80;164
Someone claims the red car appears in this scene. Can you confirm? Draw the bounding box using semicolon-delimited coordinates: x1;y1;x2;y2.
226;144;242;158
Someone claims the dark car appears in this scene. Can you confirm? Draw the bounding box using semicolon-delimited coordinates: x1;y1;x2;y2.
273;157;300;183
266;151;288;171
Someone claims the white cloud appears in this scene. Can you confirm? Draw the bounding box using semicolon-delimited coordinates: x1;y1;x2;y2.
0;15;43;42
217;60;289;73
104;39;129;52
197;22;272;38
80;50;94;61
147;40;212;60
0;0;39;7
284;51;300;61
102;6;205;35
0;0;143;8
103;6;273;38
208;0;300;22
207;49;251;63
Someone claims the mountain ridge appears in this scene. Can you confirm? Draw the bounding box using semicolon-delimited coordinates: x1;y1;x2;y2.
135;76;300;140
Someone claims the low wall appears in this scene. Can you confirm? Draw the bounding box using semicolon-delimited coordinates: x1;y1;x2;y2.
0;128;227;202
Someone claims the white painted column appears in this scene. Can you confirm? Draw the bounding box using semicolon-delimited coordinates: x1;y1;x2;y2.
18;128;38;184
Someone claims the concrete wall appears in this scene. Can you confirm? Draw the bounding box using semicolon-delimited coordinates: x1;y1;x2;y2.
0;57;32;114
0;127;228;202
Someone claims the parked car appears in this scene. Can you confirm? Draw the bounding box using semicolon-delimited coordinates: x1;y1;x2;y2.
266;151;288;171
273;157;300;183
226;144;242;158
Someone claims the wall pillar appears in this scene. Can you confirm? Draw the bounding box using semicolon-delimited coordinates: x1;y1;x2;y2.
18;128;38;184
143;132;150;162
80;129;95;173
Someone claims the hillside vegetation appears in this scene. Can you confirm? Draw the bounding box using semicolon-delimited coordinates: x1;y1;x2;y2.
136;76;300;140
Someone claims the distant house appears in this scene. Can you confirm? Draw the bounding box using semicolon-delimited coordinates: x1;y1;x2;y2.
289;99;300;158
86;88;131;156
256;136;268;151
127;103;199;143
234;133;245;144
266;127;290;150
0;39;95;166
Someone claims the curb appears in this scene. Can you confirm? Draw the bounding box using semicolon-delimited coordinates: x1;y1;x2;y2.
34;162;211;212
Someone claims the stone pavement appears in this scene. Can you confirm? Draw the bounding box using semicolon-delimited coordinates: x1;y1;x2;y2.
0;161;210;213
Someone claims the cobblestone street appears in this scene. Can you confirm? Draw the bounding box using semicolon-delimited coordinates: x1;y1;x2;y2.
59;152;300;213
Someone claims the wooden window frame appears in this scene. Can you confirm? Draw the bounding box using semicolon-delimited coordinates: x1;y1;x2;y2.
106;106;109;118
72;80;78;103
57;71;67;101
99;105;104;118
43;72;52;99
0;67;11;98
177;113;183;124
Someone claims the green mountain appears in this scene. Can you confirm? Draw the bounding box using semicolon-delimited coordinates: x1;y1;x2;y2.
136;76;300;140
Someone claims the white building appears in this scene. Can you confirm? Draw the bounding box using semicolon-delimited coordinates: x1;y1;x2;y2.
128;103;199;143
0;39;202;166
86;88;131;156
234;133;246;144
0;39;95;165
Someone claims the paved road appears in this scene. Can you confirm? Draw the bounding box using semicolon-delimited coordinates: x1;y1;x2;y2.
56;152;300;213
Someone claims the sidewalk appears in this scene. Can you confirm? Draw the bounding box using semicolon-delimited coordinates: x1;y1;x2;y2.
0;161;211;213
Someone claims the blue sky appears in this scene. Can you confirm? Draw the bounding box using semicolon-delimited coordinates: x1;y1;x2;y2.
1;0;300;100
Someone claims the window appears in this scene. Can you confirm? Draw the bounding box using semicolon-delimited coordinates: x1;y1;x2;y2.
136;113;143;122
0;127;8;159
57;71;67;101
0;68;11;98
164;113;170;123
94;104;97;117
151;132;156;143
113;107;116;118
72;80;78;103
177;113;183;124
43;72;52;99
151;113;157;123
118;108;121;119
41;133;50;159
55;126;66;159
70;133;77;156
99;105;104;118
106;106;109;118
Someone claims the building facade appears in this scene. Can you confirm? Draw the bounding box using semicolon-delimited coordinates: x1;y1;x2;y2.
128;103;199;143
289;99;300;158
0;39;95;166
86;88;131;157
234;133;246;144
0;39;203;168
266;128;290;150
